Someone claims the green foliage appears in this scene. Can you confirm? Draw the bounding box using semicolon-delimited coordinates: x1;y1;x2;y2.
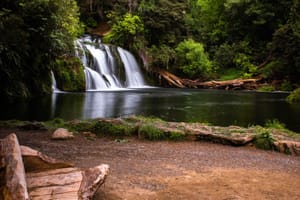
257;85;276;92
126;115;165;124
264;119;286;130
218;68;242;81
286;88;300;103
279;80;293;91
258;61;283;80
104;13;144;49
43;118;65;130
186;0;227;44
66;120;96;133
254;131;275;150
169;131;186;141
52;57;85;92
268;1;300;82
138;0;188;46
138;124;166;140
175;39;214;79
0;0;83;97
92;121;136;137
148;45;176;69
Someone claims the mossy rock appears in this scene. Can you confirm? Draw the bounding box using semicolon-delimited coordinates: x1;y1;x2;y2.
52;57;85;92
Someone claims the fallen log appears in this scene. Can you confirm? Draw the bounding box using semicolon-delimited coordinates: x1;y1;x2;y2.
153;68;186;88
26;164;109;200
21;145;74;173
153;68;261;90
0;134;109;200
183;78;260;90
0;133;29;200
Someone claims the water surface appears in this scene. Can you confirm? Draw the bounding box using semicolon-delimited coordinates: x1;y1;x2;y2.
1;88;299;132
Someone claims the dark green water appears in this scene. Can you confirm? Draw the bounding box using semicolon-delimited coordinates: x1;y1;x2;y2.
1;88;300;132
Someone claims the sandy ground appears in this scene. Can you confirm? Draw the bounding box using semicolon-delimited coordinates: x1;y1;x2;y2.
1;128;300;200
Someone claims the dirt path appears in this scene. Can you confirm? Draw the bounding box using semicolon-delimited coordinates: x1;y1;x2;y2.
1;129;300;200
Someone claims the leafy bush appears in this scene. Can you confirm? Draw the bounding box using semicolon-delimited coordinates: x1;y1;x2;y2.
138;124;166;140
264;119;286;130
218;68;242;81
169;131;186;141
214;43;236;69
148;45;176;70
286;88;300;103
103;13;144;49
258;60;284;80
175;39;215;79
253;131;275;150
92;121;135;137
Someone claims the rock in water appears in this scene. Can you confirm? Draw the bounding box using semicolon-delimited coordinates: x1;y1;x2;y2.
51;128;74;140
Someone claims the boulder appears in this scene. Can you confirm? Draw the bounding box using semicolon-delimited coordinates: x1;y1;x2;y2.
52;128;74;140
274;140;300;156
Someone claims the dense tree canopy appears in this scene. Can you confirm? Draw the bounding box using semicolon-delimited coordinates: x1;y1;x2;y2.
94;0;299;86
0;0;82;97
1;0;299;96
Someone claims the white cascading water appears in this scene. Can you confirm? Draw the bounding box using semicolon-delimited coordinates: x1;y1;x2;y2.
117;47;146;87
51;71;60;92
75;36;147;90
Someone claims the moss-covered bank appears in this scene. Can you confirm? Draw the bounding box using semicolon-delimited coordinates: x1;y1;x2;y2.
1;116;299;156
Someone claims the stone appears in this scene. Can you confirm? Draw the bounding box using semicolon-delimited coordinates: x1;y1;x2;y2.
51;128;74;140
274;140;300;156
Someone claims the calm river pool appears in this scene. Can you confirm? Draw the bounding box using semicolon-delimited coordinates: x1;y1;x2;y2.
1;88;300;132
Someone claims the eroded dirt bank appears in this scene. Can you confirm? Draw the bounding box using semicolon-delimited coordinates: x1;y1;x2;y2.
0;128;299;200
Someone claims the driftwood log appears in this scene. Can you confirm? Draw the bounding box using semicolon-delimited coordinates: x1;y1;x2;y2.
26;165;109;200
0;133;109;200
0;134;29;200
154;68;261;90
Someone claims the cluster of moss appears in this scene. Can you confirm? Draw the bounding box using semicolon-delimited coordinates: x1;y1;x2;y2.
286;88;300;103
52;57;85;92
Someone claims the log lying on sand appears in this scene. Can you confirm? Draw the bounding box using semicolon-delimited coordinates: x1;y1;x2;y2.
26;164;109;200
21;145;73;173
0;133;109;200
0;134;29;200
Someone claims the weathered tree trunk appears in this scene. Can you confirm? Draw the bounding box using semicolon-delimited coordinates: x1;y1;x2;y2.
20;145;73;173
0;133;29;200
153;68;261;90
189;78;260;90
26;164;109;200
1;134;109;200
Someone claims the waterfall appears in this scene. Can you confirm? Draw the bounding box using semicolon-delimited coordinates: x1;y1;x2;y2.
51;71;60;92
117;47;146;87
75;36;148;90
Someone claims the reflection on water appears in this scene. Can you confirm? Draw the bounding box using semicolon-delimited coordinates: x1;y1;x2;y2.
1;88;300;132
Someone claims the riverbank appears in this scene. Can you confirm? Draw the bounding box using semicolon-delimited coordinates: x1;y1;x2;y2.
0;125;299;199
1;117;300;199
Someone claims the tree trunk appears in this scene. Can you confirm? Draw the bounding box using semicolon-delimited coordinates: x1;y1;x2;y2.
0;133;29;200
1;134;109;200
